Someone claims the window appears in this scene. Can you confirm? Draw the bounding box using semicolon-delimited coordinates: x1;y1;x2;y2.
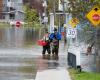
9;13;15;19
10;7;15;11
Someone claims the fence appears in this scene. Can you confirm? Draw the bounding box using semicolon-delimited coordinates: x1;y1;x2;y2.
68;52;76;68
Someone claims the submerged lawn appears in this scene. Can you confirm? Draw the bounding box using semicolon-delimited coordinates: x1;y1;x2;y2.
69;68;100;80
0;23;10;28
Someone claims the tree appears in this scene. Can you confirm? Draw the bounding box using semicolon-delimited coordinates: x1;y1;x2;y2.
67;0;99;22
24;5;40;28
67;0;100;72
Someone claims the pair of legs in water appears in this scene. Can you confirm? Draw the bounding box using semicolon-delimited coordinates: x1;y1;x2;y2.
52;45;59;56
42;45;51;55
42;45;59;57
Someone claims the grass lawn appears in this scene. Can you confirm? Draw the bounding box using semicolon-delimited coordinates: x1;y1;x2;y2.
0;22;10;27
69;68;100;80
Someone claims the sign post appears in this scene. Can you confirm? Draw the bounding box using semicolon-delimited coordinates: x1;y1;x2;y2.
50;13;54;33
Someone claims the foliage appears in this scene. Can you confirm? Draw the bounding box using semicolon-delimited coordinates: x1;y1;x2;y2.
69;68;100;80
47;0;100;25
24;5;40;27
47;0;100;38
67;0;100;46
0;22;10;28
47;0;58;13
67;0;99;20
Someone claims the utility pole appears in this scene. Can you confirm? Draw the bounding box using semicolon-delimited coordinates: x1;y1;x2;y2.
7;0;11;21
53;0;56;23
42;0;48;32
58;0;62;32
95;27;100;72
62;0;67;44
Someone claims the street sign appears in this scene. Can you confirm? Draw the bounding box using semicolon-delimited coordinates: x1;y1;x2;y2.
69;18;79;28
86;6;100;26
16;21;21;27
67;28;77;38
43;17;48;23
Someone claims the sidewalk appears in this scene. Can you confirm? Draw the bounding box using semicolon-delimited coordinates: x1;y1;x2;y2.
35;67;71;80
35;41;71;80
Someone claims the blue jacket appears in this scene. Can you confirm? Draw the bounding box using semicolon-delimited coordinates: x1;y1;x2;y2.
49;32;62;40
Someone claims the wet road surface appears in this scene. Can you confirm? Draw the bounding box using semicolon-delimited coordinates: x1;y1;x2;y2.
0;55;37;80
0;42;68;80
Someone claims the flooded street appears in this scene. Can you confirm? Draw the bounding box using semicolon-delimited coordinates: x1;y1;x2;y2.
0;45;67;80
0;27;68;80
0;55;37;80
0;27;98;80
0;1;99;80
0;27;38;80
0;27;40;48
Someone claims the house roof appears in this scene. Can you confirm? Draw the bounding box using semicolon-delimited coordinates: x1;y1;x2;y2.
2;10;25;14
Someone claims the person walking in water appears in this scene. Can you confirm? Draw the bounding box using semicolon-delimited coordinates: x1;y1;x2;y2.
50;28;61;59
42;30;51;58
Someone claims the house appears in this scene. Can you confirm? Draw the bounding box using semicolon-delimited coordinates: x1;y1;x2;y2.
0;0;24;22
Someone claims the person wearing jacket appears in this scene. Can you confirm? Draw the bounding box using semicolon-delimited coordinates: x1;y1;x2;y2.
49;28;61;58
42;31;51;57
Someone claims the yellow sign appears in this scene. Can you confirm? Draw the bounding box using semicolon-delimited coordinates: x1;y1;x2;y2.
86;6;100;26
69;18;79;28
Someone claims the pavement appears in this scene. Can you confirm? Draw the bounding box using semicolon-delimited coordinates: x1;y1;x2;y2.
35;41;71;80
35;67;71;80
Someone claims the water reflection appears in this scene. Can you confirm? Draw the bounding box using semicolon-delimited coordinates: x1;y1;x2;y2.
0;27;41;48
0;27;68;80
36;55;67;71
0;55;37;79
0;27;43;80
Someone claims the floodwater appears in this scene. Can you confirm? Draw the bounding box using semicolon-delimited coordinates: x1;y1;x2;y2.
0;27;39;80
0;27;68;80
0;53;67;80
0;26;98;80
0;27;42;48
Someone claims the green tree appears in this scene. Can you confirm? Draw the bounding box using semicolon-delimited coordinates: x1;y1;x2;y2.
67;0;100;22
24;5;40;28
67;0;100;72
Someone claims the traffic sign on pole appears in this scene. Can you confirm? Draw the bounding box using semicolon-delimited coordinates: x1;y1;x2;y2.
69;18;79;28
86;6;100;26
43;17;48;23
16;21;21;27
67;28;77;38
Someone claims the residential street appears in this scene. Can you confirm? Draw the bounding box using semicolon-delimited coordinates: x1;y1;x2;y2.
0;42;69;80
0;0;100;80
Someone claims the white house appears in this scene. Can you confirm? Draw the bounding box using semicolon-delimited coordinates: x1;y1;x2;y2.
2;0;24;22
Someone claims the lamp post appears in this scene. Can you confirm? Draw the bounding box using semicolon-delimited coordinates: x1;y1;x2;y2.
62;0;67;44
42;0;48;32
